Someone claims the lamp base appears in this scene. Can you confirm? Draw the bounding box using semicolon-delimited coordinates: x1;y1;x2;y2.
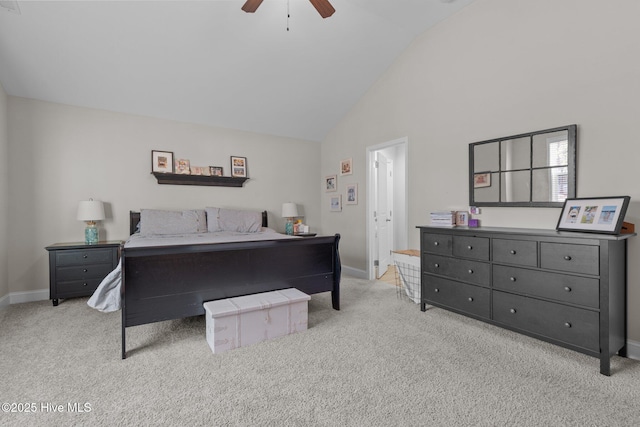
285;218;294;236
85;223;99;245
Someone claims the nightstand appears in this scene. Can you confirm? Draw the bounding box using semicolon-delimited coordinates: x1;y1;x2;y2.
45;241;122;306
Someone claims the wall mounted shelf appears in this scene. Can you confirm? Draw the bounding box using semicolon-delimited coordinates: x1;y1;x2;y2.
152;172;248;187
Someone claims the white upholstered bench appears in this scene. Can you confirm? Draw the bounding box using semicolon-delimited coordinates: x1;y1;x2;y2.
203;288;311;354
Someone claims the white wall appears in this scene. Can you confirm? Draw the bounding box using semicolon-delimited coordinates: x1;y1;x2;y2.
7;97;321;297
0;82;8;306
321;0;640;341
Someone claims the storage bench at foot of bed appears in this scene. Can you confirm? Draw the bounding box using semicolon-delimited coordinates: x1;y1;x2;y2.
203;288;310;354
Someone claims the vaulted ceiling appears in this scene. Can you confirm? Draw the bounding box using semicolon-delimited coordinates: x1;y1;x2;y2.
0;0;476;141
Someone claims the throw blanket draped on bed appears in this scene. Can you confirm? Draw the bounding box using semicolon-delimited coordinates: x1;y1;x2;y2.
87;228;298;312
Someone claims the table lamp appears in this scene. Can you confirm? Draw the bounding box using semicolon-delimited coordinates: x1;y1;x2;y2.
281;202;298;236
77;199;105;244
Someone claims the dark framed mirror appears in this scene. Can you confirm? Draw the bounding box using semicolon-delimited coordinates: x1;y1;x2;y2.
469;124;576;207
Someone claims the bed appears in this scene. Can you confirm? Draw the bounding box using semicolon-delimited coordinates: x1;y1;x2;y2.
103;208;341;358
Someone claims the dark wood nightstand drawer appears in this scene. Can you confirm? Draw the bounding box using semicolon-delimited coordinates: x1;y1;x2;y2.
56;248;114;266
56;278;103;296
540;242;599;275
453;236;489;260
493;265;599;308
492;239;537;267
56;264;114;282
423;275;490;319
423;254;490;287
493;291;598;352
422;233;452;255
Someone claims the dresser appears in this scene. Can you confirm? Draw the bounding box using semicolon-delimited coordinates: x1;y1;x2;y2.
46;241;121;306
417;226;634;375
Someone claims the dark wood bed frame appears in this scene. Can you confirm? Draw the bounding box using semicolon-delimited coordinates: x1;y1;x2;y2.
121;211;341;358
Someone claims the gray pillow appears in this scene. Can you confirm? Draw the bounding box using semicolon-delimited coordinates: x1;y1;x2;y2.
206;207;262;233
140;209;207;235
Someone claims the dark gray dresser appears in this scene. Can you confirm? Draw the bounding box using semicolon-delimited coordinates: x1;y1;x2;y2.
417;226;634;375
46;241;121;306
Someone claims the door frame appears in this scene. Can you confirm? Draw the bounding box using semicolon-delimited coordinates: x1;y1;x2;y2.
366;137;408;280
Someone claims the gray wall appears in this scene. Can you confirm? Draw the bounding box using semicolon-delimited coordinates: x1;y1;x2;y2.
6;97;321;299
320;0;640;342
0;83;8;306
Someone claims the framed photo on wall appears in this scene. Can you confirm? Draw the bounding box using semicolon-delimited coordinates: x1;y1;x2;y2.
231;156;247;178
151;150;174;173
325;175;337;192
330;195;342;212
556;196;630;234
340;158;353;176
345;184;358;205
473;172;491;188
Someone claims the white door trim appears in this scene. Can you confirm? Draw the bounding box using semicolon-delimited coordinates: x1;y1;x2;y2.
366;137;408;280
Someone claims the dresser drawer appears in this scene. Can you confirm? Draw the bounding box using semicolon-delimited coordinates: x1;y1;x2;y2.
56;278;103;296
493;265;599;308
453;236;489;260
422;233;452;255
493;291;599;352
423;254;490;287
55;264;114;282
540;243;599;275
492;239;537;267
56;248;115;266
423;275;490;319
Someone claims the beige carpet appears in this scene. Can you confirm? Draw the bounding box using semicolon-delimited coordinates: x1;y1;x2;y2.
2;276;640;426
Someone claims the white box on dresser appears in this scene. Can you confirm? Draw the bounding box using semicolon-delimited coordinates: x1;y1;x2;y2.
203;288;311;354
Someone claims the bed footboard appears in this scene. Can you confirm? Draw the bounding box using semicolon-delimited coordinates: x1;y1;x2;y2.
121;234;340;358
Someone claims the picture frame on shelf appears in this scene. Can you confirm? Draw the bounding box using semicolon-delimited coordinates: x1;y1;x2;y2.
473;172;491;188
345;183;358;205
340;158;352;176
325;175;337;192
191;166;210;176
231;156;247;178
175;159;191;174
556;196;630;234
151;150;174;173
330;195;342;212
210;166;224;176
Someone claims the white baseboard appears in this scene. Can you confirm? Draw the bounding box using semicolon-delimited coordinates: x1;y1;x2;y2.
0;292;9;308
9;289;49;304
625;339;640;361
341;265;367;279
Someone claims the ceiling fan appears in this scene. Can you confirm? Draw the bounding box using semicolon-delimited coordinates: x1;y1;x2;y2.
242;0;336;19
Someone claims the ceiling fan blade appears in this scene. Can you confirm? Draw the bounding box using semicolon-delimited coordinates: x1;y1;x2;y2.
309;0;335;18
241;0;264;13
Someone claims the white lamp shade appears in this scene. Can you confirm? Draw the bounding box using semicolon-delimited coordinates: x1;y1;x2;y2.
77;200;105;221
281;202;298;218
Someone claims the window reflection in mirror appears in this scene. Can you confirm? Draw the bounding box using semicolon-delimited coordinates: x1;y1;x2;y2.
469;125;576;207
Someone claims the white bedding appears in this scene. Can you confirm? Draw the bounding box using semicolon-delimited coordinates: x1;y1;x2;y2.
87;228;299;312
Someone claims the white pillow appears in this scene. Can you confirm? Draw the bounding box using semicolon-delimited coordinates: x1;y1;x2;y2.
206;207;262;233
140;209;207;235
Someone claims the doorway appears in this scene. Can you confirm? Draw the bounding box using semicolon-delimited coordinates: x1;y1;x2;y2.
366;137;408;280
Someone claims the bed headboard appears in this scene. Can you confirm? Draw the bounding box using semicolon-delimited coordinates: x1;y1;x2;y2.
129;210;269;235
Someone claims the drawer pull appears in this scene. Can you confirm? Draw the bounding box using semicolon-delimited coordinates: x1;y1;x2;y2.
83;254;88;259
467;245;473;250
434;263;439;268
83;269;88;273
468;269;473;274
509;308;516;314
434;241;439;246
468;297;474;302
83;283;88;287
564;255;572;261
434;288;439;293
510;277;516;282
564;286;572;292
510;250;516;255
564;322;572;328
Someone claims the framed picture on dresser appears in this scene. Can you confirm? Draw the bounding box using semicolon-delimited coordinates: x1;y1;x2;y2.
556;196;630;234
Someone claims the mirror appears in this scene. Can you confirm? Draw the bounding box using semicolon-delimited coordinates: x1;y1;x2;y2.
469;125;576;207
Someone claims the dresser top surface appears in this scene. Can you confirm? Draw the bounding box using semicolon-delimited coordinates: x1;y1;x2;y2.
46;241;123;251
417;226;635;241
